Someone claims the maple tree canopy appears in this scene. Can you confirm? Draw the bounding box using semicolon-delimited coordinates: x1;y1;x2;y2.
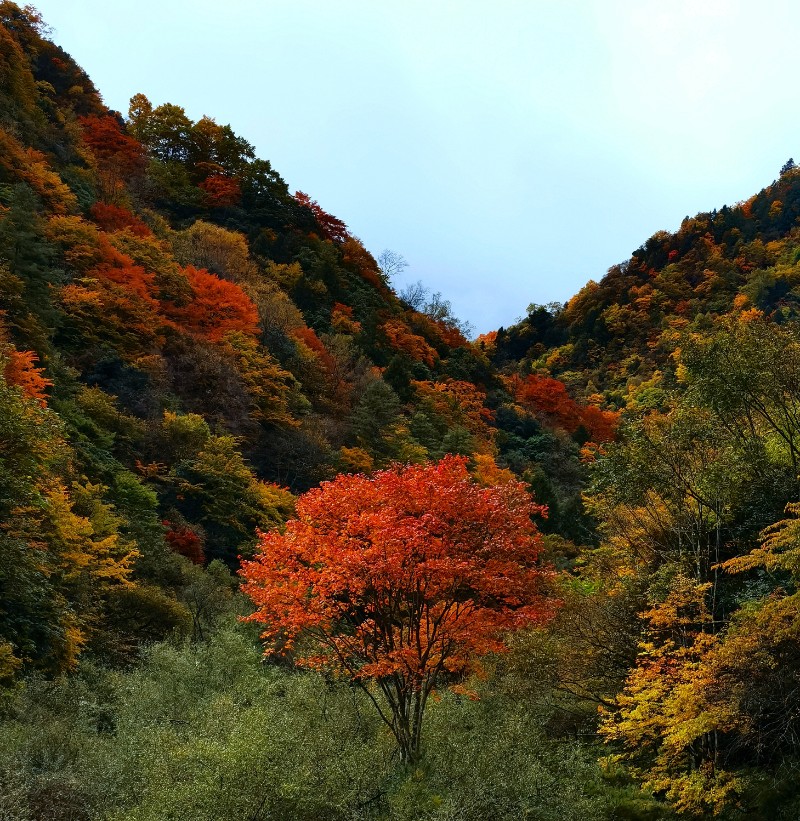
241;455;555;761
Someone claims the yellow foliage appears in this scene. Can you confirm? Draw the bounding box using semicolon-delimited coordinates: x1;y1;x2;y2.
265;260;303;291
0;127;77;214
45;214;102;270
45;482;138;586
170;220;259;284
600;575;745;816
471;454;516;487
339;446;374;474
249;480;296;525
221;331;300;427
723;501;800;576
0;642;21;687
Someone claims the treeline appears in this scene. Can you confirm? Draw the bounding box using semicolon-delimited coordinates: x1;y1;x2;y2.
494;162;800;403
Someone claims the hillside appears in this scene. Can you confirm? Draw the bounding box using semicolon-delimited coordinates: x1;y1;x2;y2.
5;4;800;820
0;0;620;680
494;162;800;403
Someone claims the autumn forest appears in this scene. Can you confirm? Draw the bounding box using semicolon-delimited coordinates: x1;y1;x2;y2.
3;4;800;819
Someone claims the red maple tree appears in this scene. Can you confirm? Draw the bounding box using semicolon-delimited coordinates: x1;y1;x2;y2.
89;202;152;236
294;191;349;243
78;114;146;178
199;174;241;209
240;455;555;762
166;265;260;341
163;520;205;565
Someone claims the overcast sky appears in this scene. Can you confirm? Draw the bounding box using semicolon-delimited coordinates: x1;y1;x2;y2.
31;0;800;334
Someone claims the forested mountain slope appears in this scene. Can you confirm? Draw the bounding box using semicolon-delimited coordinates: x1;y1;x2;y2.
494;161;800;402
5;4;800;819
487;162;800;815
0;1;615;682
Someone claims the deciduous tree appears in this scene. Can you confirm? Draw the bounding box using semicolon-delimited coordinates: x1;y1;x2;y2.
241;456;554;763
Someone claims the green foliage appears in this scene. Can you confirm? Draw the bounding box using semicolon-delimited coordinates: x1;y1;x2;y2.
0;183;59;329
0;624;672;821
7;6;800;817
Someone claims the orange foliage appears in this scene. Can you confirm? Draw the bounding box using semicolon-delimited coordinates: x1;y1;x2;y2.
290;326;337;373
166;265;259;342
90;248;159;305
340;237;385;289
382;319;438;367
241;456;554;758
60;278;163;353
4;349;51;404
89;202;151;236
0;127;77;213
472;453;516;486
331;302;362;334
199;174;241;208
413;379;494;437
510;374;619;442
579;404;620;443
475;330;498;355
433;320;468;348
47;214;170;348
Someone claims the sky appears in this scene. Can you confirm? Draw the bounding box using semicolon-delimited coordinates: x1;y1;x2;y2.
30;0;800;334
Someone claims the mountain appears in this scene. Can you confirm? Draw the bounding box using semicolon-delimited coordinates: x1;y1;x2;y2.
494;160;800;404
5;4;800;819
0;1;609;679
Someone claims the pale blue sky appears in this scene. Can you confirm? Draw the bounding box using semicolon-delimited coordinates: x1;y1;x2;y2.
32;0;800;333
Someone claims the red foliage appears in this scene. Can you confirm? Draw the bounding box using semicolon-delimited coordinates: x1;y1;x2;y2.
382;319;438;367
291;326;337;372
166;265;260;342
294;191;349;243
513;375;577;427
511;374;619;443
91;257;158;304
79;236;160;305
79;115;146;177
4;349;51;404
163;521;205;565
241;456;554;759
89;202;151;236
55;233;165;347
199;174;241;208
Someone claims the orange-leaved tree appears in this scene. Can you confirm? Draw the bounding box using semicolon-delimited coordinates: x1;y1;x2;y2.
240;455;555;763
